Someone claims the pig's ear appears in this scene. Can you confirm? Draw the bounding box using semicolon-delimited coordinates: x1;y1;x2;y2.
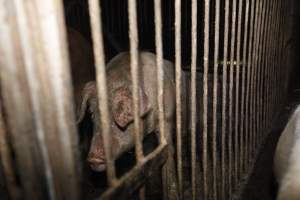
77;81;97;123
112;86;151;128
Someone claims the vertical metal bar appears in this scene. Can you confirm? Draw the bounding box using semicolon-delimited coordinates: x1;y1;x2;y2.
246;0;256;168
236;0;243;182
128;0;144;162
271;0;280;121
139;186;146;200
10;0;57;198
241;0;250;175
252;0;263;151
212;0;220;199
249;0;259;161
266;0;276;130
229;0;237;193
154;0;166;147
222;0;230;198
88;0;117;186
203;0;210;199
278;1;285;107
174;0;183;199
262;0;270;135
0;102;19;199
257;0;266;143
1;0;81;198
154;0;173;199
270;0;276;128
190;0;197;198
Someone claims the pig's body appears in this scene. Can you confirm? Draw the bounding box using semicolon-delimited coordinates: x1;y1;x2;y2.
274;105;300;200
78;52;179;199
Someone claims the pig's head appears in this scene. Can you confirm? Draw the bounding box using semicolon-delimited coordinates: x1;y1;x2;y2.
77;81;151;172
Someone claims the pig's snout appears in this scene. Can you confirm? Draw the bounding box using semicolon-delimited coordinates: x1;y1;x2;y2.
87;149;106;172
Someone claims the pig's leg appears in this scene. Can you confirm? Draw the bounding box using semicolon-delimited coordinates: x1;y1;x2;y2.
162;120;179;200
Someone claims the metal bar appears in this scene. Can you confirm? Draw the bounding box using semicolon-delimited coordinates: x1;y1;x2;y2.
190;0;197;198
222;0;230;198
0;100;19;199
235;0;243;182
88;0;117;186
249;0;259;161
241;0;250;175
229;0;237;193
13;1;57;198
98;145;168;200
212;0;220;198
262;0;271;134
257;0;267;143
174;0;183;198
270;0;277;127
245;0;256;168
154;0;171;199
273;0;279;120
266;0;276;130
252;0;263;151
202;0;210;199
278;1;285;107
1;0;81;199
154;0;167;148
128;0;144;162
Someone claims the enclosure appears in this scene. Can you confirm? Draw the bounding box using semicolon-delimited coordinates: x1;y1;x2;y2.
0;0;298;199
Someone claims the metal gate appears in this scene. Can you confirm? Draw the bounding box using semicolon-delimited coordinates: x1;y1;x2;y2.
0;0;293;199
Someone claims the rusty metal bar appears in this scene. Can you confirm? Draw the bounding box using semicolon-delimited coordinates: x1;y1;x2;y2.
229;0;237;192
241;0;250;175
128;0;144;162
202;0;210;199
190;0;197;198
174;0;183;198
221;0;230;197
88;0;117;186
235;0;243;182
245;0;256;168
212;0;220;198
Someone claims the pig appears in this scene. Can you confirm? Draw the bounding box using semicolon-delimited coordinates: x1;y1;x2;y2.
274;105;300;200
77;51;179;200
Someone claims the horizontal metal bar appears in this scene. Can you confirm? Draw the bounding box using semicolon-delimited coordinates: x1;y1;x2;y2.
98;144;168;200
